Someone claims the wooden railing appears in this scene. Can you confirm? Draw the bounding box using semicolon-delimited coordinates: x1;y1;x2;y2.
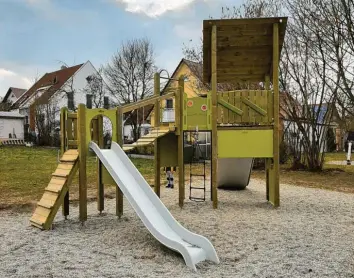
217;90;273;125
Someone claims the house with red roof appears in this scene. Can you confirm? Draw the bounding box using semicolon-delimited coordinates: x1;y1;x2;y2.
12;61;107;135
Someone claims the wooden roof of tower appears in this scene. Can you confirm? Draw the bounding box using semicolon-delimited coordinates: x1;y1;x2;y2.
203;17;288;83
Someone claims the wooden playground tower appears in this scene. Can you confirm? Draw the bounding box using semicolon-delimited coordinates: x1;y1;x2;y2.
30;17;287;230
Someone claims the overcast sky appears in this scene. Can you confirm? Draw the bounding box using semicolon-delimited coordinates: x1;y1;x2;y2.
0;0;242;97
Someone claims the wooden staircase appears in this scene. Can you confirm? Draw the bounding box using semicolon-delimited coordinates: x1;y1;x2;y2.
30;149;79;230
123;127;170;152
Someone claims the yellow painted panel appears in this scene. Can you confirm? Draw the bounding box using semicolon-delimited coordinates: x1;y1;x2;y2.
218;129;273;158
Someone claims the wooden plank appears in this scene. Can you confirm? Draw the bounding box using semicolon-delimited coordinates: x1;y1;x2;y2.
34;206;51;218
178;77;185;208
122;92;175;113
116;107;124;217
217;35;274;47
211;24;218;209
49;177;66;186
67;113;77;119
52;168;71;177
38;199;55;209
217;96;243;116
78;104;87;221
30;213;46;225
241;96;267;116
60;154;78;162
45;183;63;193
42;192;59;202
57;163;74;171
269;23;280;207
228;91;235;124
60;107;68;155
222;92;229;124
65;149;78;155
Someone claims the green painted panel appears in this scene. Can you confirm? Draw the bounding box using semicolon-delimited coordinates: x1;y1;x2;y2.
218;129;274;158
159;133;178;167
184;96;210;131
84;108;118;153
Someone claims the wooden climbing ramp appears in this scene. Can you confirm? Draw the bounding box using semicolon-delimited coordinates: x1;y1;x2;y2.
30;149;79;230
123;127;170;152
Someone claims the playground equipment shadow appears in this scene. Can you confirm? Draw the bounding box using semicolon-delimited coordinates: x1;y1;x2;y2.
0;180;353;277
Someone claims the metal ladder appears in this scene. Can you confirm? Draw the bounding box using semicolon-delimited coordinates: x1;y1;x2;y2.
189;133;207;202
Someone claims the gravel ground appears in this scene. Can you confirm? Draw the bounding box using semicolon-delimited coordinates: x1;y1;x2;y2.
1;179;354;278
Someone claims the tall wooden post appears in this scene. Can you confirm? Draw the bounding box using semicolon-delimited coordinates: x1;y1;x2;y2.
60;108;70;218
116;107;124;217
265;75;271;201
154;73;161;197
78;104;87;222
97;115;104;213
211;24;218;209
269;22;280;207
178;77;185;208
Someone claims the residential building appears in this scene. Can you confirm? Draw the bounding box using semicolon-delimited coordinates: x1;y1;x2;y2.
12;61;107;136
2;87;27;104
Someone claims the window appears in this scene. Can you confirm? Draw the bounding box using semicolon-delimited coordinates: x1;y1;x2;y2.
86;75;93;83
67;92;74;110
166;99;173;109
86;94;93;109
104;96;109;109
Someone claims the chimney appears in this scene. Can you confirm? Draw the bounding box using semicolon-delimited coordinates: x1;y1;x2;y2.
61;65;67;70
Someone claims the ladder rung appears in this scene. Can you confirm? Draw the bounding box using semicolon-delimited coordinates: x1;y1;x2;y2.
190;187;205;190
190;174;205;177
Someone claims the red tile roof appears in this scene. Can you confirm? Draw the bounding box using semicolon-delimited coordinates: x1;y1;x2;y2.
14;64;83;107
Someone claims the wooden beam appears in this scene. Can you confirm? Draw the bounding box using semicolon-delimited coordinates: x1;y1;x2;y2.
116;107;124;217
97;115;104;213
121;92;175;113
269;23;280;207
211;24;218;209
178;77;185;208
217;96;243;116
154;73;161;198
77;104;87;222
265;75;271;201
241;96;267;116
60;108;70;219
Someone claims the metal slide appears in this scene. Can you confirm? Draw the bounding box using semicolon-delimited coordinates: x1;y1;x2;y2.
217;158;254;189
89;141;219;271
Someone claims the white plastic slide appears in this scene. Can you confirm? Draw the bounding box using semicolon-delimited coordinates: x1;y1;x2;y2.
89;141;219;271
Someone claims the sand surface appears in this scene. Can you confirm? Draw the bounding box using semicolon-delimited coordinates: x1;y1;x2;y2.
1;180;354;278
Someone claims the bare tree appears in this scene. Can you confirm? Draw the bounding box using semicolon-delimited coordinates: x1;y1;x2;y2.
104;38;156;141
33;96;60;146
83;66;107;108
0;100;12;111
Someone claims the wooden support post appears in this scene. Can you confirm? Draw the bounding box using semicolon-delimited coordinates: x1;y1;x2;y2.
269;23;280;207
60;107;68;155
78;104;87;222
154;73;161;197
60;108;70;218
97;115;104;213
211;24;218;209
116;107;124;217
178;77;185;208
265;75;271;201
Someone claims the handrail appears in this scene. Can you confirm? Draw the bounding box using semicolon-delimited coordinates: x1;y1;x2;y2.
122;92;176;113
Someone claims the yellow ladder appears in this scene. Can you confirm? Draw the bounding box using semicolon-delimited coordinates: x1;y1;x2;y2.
30;149;79;230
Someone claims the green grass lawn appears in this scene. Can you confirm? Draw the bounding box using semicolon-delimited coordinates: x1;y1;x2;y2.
0;146;353;210
0;146;155;209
